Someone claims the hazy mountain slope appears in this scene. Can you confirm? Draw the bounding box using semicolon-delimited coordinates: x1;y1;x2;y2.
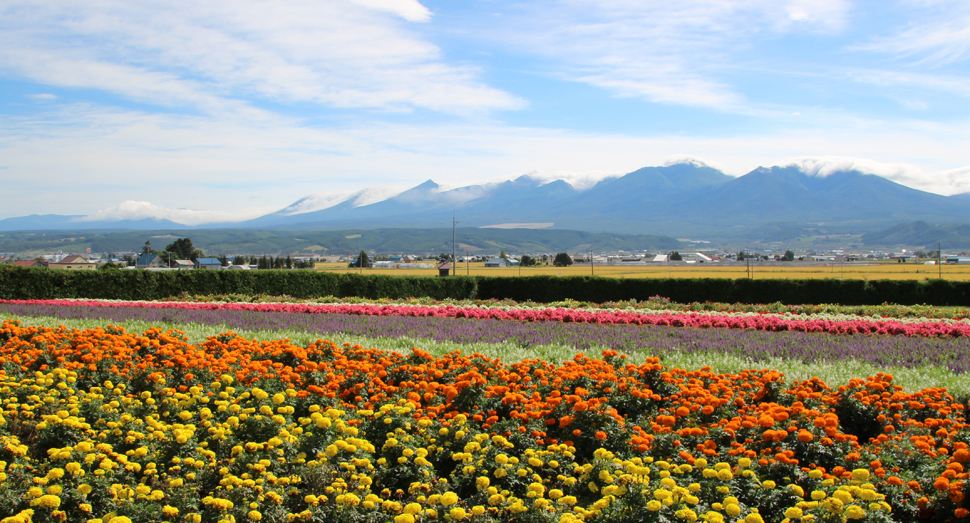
861;221;970;248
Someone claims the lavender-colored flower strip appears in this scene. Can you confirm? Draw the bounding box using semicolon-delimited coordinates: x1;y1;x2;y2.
4;302;970;374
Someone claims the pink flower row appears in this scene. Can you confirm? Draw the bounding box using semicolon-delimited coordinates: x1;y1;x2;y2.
3;298;969;338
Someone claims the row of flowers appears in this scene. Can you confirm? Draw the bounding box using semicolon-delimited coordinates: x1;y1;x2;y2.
4;298;970;338
0;318;968;523
158;293;970;321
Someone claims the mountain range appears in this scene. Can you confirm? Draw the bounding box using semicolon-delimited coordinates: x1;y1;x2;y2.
6;161;970;240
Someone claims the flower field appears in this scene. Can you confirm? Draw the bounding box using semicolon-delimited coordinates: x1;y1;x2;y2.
3;299;970;338
1;298;969;523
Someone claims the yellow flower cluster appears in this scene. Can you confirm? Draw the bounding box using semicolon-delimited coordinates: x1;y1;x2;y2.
0;359;913;523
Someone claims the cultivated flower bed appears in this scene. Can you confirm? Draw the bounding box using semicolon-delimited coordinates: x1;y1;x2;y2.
3;298;969;338
4;301;970;375
157;294;970;321
0;320;968;523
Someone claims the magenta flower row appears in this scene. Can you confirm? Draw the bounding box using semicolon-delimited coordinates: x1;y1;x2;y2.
3;298;968;338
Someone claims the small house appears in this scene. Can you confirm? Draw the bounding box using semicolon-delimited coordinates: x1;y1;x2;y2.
49;255;96;271
12;260;46;268
174;259;194;270
135;253;166;269
437;262;451;277
195;258;223;270
484;257;508;268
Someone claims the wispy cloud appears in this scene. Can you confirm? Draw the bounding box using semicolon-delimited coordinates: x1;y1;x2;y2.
3;100;970;222
855;2;970;65
78;201;276;226
471;0;850;111
0;0;521;114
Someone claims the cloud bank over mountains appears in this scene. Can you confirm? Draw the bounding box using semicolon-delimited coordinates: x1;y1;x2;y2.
22;156;970;226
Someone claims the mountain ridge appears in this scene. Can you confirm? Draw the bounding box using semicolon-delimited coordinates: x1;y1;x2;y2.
6;161;970;239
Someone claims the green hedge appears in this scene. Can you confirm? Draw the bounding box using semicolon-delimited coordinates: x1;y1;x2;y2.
472;275;970;306
0;266;477;301
3;266;969;305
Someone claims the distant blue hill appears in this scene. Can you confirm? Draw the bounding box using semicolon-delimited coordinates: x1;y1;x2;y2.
7;162;970;239
0;214;187;231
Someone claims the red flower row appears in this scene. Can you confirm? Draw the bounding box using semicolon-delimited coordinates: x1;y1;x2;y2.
4;298;969;338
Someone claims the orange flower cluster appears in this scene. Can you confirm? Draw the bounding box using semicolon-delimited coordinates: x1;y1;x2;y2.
1;319;968;522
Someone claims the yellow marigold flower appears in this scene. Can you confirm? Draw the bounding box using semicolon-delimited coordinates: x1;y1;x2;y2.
394;515;415;523
646;500;663;512
162;506;179;517
440;491;459;506
833;490;853;503
762;480;776;489
745;513;764;523
851;469;870;482
845;505;866;520
403;503;422;515
725;504;741;517
30;494;61;509
248;510;262;521
785;507;803;519
107;517;132;523
450;507;468;520
472;506;485;516
476;477;490;490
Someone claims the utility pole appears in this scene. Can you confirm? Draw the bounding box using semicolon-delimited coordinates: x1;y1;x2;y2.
939;242;943;280
590;248;594;276
452;211;459;277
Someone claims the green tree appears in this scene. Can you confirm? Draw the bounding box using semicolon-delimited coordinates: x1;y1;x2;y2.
500;250;508;259
782;250;795;262
553;252;573;267
350;250;371;268
165;238;199;260
737;251;745;261
669;251;683;261
142;240;153;255
520;255;537;267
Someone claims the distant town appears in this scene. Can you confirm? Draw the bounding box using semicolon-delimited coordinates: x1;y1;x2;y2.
4;236;970;271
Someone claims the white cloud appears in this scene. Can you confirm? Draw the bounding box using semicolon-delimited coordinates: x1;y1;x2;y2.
847;69;970;98
786;156;970;195
0;0;519;114
663;155;731;173
78;201;276;226
853;1;970;65
470;0;850;111
348;0;432;22
279;186;409;215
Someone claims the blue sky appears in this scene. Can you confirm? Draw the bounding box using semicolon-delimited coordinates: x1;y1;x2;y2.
1;0;970;224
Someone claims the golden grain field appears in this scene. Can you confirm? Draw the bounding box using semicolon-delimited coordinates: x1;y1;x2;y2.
315;261;970;280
